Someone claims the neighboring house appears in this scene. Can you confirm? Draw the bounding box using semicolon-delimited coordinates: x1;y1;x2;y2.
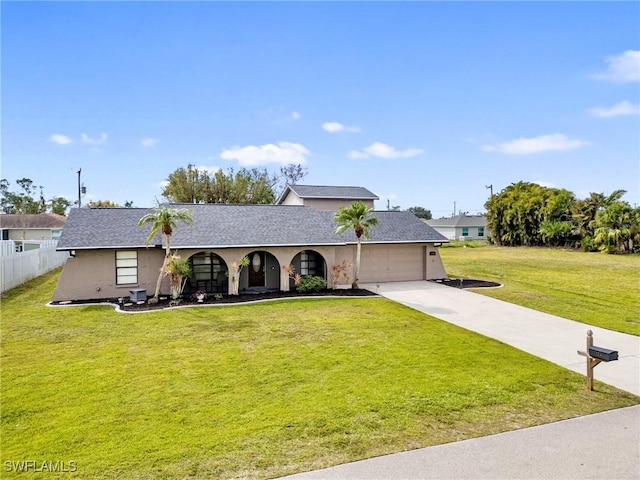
53;186;448;301
277;184;379;210
0;213;66;251
425;214;488;241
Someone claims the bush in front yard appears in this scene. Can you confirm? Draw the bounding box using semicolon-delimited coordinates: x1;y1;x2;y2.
296;275;327;293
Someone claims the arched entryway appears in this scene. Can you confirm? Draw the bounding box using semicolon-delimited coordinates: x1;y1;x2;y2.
243;250;280;292
186;252;229;294
289;250;327;289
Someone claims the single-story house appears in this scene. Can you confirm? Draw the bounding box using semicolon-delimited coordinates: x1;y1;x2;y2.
52;186;448;302
425;214;488;241
0;213;66;251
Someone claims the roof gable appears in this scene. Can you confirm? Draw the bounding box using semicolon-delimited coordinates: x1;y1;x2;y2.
276;184;379;204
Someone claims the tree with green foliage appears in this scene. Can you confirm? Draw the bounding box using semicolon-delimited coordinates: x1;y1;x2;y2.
408;206;432;220
137;207;194;303
572;190;626;241
1;177;75;216
592;201;638;253
1;178;46;214
334;201;378;289
85;200;134;208
162;163;307;205
485;182;575;247
48;197;73;216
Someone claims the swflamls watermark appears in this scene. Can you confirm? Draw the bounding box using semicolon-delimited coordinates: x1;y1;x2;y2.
4;460;77;473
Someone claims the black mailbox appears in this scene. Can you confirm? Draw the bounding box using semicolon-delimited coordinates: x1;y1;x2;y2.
588;346;618;362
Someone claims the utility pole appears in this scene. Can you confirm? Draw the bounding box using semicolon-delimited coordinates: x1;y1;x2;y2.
453;201;456;217
77;169;82;207
77;169;86;207
485;184;494;197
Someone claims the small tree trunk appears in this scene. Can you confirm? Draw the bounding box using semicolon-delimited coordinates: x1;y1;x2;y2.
150;237;172;304
352;238;361;289
149;253;169;303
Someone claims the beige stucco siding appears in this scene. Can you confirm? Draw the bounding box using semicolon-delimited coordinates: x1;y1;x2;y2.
52;248;166;302
52;243;447;301
335;243;446;283
7;228;56;241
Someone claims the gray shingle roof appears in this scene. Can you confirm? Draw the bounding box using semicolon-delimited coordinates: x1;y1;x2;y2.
277;184;379;204
0;213;66;229
57;204;447;250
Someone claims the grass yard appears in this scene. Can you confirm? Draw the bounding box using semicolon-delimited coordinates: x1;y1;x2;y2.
440;245;640;336
1;270;638;479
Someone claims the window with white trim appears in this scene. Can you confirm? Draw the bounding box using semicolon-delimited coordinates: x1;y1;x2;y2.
116;250;138;285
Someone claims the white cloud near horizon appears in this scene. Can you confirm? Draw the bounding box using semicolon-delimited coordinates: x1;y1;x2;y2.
81;133;108;145
348;142;423;159
482;134;590;155
220;142;309;167
593;50;640;83
322;121;361;133
141;137;158;147
50;134;73;145
588;100;640;118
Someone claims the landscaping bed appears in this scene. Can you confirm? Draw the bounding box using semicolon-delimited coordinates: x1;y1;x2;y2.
430;278;502;289
49;288;378;312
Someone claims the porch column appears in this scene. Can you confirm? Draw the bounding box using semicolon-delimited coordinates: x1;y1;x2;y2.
280;269;290;292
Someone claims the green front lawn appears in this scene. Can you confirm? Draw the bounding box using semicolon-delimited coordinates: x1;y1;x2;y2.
1;270;637;479
440;245;640;335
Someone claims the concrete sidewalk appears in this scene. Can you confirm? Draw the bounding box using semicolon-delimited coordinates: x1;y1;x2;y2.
281;405;640;479
277;281;640;480
362;281;640;396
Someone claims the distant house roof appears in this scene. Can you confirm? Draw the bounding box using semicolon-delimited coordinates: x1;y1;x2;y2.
57;205;447;251
0;213;67;229
425;215;487;228
276;184;379;204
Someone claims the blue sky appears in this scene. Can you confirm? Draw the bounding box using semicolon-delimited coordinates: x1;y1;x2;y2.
2;1;639;216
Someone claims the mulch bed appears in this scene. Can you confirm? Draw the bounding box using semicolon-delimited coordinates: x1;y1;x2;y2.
50;288;378;312
429;278;502;289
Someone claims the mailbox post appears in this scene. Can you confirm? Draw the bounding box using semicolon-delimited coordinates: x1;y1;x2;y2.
577;330;619;391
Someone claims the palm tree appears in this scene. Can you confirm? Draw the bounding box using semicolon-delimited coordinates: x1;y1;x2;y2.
334;201;378;289
137;206;194;303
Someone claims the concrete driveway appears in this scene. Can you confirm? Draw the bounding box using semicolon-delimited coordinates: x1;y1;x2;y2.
361;281;640;396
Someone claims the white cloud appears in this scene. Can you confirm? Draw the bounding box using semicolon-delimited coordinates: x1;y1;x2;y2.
81;133;108;145
322;121;361;133
141;137;158;148
593;50;640;83
220;142;309;167
588;100;640;118
291;111;301;121
348;142;423;159
482;134;589;155
50;134;73;145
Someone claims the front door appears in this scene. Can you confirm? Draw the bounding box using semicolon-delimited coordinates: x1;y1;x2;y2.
248;252;265;287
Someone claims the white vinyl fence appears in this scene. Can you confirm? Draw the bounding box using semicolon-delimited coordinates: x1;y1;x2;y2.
0;240;69;293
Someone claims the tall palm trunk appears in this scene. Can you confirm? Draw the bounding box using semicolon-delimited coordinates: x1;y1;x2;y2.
150;236;171;303
353;237;362;289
